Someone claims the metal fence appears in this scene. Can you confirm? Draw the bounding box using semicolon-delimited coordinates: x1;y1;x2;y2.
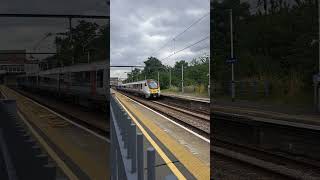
0;99;66;179
110;94;177;180
212;81;271;98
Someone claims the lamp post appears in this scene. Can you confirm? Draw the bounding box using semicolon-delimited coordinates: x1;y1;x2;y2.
318;0;320;112
181;64;185;93
169;68;172;88
230;9;235;102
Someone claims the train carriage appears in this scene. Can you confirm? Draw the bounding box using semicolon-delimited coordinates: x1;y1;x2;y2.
16;61;109;110
117;79;160;98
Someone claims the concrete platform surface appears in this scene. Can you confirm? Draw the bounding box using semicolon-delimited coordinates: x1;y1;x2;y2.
115;91;210;180
0;85;109;180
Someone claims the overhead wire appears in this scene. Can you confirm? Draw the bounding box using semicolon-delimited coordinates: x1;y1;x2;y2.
160;35;209;62
150;11;210;57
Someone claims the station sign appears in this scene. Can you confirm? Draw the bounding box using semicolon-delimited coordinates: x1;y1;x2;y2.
226;58;237;64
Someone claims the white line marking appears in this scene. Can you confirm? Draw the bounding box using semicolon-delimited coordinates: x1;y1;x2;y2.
119;93;210;143
4;88;110;143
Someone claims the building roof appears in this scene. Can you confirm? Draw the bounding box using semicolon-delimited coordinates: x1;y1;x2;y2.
0;50;26;64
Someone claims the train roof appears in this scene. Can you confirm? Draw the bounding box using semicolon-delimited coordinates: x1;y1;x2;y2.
121;79;157;86
39;61;108;75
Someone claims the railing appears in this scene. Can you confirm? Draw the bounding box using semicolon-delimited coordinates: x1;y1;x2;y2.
0;100;18;180
110;93;177;180
0;99;66;180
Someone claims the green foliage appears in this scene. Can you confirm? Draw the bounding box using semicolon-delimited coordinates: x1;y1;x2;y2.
124;56;209;91
213;0;317;103
43;20;108;67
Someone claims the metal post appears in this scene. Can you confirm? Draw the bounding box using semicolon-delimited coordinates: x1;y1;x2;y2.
131;124;136;173
230;9;235;102
131;67;133;82
314;83;318;111
127;119;132;159
87;51;90;64
124;117;130;149
318;0;320;112
318;0;320;74
110;116;117;180
69;17;74;65
118;149;125;179
147;148;155;180
137;134;144;180
318;83;320;112
181;64;184;93
169;68;171;88
208;55;210;97
157;71;159;85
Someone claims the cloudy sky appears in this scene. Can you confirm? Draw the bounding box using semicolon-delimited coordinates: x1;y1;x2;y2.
111;0;210;79
0;0;108;59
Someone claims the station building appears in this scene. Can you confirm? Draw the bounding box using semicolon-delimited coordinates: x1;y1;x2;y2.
0;50;39;86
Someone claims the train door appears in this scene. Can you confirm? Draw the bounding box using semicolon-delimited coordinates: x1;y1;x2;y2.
103;67;108;96
96;70;103;88
91;70;96;96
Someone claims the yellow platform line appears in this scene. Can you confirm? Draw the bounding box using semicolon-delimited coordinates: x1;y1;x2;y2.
18;111;79;180
0;86;79;180
115;92;210;180
114;95;187;180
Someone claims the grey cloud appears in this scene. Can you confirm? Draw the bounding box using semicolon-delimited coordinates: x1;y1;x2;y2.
111;0;210;77
0;0;108;59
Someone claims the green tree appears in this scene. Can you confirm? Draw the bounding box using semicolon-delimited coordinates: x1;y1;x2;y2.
47;20;108;67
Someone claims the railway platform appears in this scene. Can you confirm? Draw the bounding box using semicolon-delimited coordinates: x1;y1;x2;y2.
112;90;210;180
213;99;320;176
0;85;109;180
14;88;108;133
161;92;210;103
212;99;320;125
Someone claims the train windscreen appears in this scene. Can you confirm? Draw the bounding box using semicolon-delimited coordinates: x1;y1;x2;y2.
148;80;158;89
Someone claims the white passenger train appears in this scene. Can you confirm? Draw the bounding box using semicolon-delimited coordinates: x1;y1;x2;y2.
117;79;160;98
16;61;109;110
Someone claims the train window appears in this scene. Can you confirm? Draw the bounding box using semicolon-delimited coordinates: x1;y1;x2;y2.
96;70;103;88
71;71;90;87
148;81;158;89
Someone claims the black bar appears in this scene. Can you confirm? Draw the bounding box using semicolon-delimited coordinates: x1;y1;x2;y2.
0;14;109;19
0;52;56;55
110;66;145;68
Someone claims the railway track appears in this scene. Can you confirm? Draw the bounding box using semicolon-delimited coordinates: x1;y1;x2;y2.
12;87;108;139
117;90;210;138
118;90;316;178
159;95;210;115
212;112;320;179
212;139;320;179
151;100;209;121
